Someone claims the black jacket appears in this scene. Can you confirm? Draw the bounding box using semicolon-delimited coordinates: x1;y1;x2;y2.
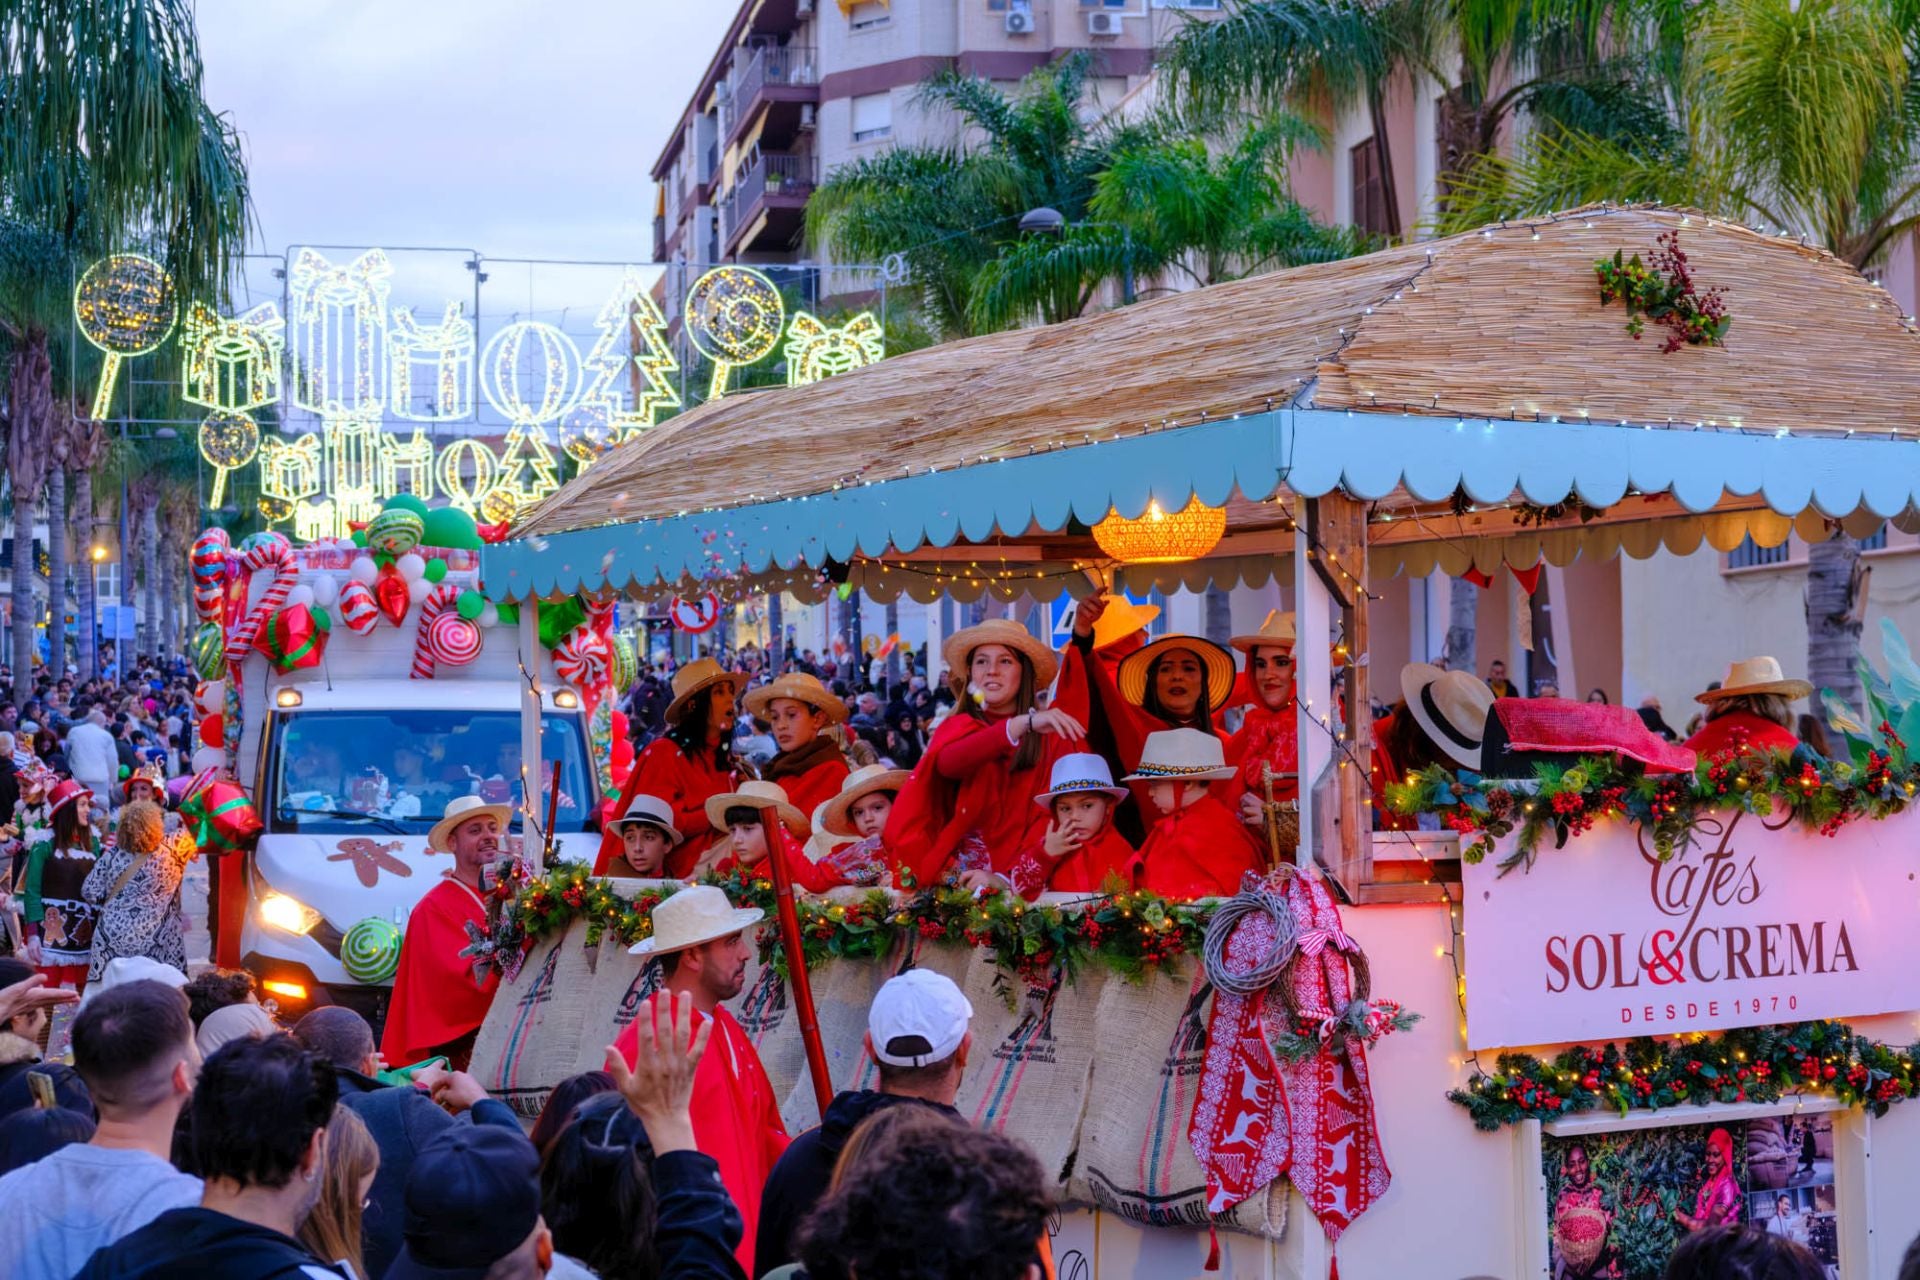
752;1091;957;1278
73;1206;347;1279
650;1149;751;1280
333;1066;520;1280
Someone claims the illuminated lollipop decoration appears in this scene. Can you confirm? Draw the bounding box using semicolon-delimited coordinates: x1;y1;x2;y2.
75;254;178;421
198;411;261;508
684;266;784;399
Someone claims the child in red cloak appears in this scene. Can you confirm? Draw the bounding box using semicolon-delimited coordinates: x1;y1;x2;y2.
1225;610;1300;829
883;619;1090;891
744;672;852;823
1007;752;1135;899
1124;729;1261;899
604;793;683;879
811;764;910;889
694;779;846;892
595;659;741;878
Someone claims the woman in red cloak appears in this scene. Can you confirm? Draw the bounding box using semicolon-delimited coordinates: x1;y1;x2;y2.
1682;657;1809;759
884;619;1089;890
743;673;851;826
594;658;741;877
1225;610;1299;829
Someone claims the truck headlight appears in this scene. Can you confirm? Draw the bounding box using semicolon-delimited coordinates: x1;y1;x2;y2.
259;892;323;936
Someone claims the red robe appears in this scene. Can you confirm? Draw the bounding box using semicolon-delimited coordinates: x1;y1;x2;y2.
595;738;734;877
762;742;849;830
1008;822;1135;899
1226;702;1300;809
1684;710;1800;759
615;1005;788;1273
1130;795;1261;900
382;877;500;1065
704;826;851;895
1075;643;1234;829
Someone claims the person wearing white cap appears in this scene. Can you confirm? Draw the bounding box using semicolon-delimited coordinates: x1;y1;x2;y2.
605;793;683;879
613;885;786;1274
1226;610;1301;826
752;968;974;1276
1005;753;1134;899
1124;729;1262;900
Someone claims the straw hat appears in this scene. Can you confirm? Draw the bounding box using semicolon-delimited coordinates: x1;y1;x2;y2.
742;672;849;724
1231;610;1296;655
1401;663;1496;772
1695;656;1813;705
627;884;764;957
428;794;513;854
608;793;683;846
1123;728;1238;782
1091;596;1161;650
705;779;810;837
819;763;911;837
1116;636;1238;713
941;618;1058;691
664;657;744;725
1034;752;1129;807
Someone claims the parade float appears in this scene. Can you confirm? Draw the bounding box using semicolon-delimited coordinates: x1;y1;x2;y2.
475;205;1920;1279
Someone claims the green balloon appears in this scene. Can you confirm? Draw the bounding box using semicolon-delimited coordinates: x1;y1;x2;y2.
456;590;486;621
421;506;483;550
423;557;449;583
351;528;368;548
312;606;333;632
538;597;588;650
385;493;430;518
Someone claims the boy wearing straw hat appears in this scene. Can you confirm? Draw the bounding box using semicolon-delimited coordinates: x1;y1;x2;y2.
745;672;852;824
614;885;787;1273
1007;753;1134;899
1124;730;1261;900
809;764;910;889
699;778;848;894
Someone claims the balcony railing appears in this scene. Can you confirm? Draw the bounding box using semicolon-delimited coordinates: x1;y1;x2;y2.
720;153;817;247
720;45;817;138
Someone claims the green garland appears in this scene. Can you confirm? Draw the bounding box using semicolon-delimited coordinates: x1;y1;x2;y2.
1449;1020;1920;1130
1384;730;1916;870
502;862;1217;988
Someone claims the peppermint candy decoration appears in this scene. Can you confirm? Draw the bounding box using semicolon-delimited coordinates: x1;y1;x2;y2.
426;612;482;669
189;528;232;622
224;535;297;665
337;580;380;635
552;623;610;692
340;917;403;983
410;583;462;679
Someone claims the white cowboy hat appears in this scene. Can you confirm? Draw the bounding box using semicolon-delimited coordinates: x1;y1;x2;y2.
1695;656;1813;705
819;763;912;838
1123;728;1237;782
705;778;810;838
664;657;744;725
1116;636;1238;714
742;672;850;725
1034;752;1129;807
1090;596;1161;651
628;884;765;957
1231;609;1297;655
428;794;513;854
608;793;683;847
940;618;1059;692
1401;663;1496;772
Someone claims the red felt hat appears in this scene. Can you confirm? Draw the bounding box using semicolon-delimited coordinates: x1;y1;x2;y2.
47;778;92;817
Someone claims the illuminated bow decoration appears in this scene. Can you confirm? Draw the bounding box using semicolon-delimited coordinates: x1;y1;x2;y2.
784;310;884;386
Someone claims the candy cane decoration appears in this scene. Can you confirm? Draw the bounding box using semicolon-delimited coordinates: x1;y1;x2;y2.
410;583;461;679
223;537;297;665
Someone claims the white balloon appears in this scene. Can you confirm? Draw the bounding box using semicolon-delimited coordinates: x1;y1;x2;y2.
191;746;226;773
195;682;225;714
397;553;426;582
408;577;434;604
286;584;315;610
479;603;500;628
311;575;340;608
349;556;379;585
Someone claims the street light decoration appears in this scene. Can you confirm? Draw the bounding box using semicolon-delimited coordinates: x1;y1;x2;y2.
181;301;284;413
1093;498;1226;564
75;253;178;421
685;266;785;399
785;311;884;386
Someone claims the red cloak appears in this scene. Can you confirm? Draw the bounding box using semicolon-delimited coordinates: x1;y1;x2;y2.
615;1005;788;1273
1130;795;1262;899
595;738;734;877
1226;702;1300;809
381;877;499;1065
763;744;849;829
1008;822;1135;899
704;826;850;895
1684;710;1800;759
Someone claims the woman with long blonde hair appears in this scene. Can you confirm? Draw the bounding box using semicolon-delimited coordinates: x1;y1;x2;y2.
298;1105;380;1279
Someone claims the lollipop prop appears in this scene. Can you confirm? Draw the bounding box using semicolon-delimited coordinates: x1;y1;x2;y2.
75;254;178;421
684;266;784;399
199;410;261;508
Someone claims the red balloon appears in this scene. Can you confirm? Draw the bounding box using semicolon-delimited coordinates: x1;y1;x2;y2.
199;715;223;748
611;742;634;767
610;710;629;737
375;571;410;627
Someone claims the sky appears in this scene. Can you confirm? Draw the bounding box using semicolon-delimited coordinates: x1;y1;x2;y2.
195;0;734;323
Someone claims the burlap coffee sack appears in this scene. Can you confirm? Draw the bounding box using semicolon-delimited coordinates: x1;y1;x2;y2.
1068;958;1288;1242
470;932;602;1119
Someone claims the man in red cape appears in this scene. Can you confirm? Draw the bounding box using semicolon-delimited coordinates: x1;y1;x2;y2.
614;884;788;1274
382;795;507;1070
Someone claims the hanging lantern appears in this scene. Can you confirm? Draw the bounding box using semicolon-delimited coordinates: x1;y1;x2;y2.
1092;498;1226;564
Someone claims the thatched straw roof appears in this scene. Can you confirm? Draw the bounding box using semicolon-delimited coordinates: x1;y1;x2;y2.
515;205;1920;543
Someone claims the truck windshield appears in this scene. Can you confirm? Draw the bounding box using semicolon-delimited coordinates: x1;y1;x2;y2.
269;709;594;834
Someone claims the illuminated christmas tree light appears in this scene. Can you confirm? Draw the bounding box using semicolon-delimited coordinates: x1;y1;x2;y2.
577;268;680;439
785;310;884;386
389;301;475;421
288;247;391;416
684;266;783;399
75;253;178;421
495;423;563;508
181;301;284;412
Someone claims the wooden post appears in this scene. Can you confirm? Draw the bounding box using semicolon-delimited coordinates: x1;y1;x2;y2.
1303;493;1374;896
518;599;544;855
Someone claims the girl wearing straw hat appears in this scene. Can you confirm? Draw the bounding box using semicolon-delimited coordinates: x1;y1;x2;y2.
1124;729;1261;900
1006;753;1134;899
1682;657;1812;758
808;764;910;889
884;618;1090;891
697;778;852;893
744;673;852;826
1225;610;1301;825
594;658;743;878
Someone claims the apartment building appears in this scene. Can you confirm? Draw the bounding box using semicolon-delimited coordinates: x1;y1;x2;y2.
648;0;1224;343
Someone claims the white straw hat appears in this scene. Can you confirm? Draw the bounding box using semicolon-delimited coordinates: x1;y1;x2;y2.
1122;728;1237;782
609;793;683;846
1231;609;1297;655
627;884;765;957
427;795;513;855
1401;663;1496;771
1034;752;1129;807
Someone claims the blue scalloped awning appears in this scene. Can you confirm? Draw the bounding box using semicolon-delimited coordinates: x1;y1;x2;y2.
481;408;1920;601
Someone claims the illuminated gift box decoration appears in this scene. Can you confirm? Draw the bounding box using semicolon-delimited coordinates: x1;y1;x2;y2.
785;310;884;386
289;247;392;416
182;301;285;413
389;301;475;421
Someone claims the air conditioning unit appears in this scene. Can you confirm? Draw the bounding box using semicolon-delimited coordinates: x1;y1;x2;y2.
1005;11;1035;34
1087;11;1124;35
798;102;817;130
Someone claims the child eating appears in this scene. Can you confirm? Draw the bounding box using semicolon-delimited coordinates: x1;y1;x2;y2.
1008;753;1134;899
1123;729;1261;899
606;793;683;878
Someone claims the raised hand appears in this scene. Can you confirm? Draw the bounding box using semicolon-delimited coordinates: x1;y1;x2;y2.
604;991;712;1154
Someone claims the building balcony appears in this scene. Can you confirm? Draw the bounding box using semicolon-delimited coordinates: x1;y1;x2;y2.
721;45;819;152
721;152;817;256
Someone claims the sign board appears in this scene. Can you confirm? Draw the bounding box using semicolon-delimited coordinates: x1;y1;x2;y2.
1463;809;1920;1049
